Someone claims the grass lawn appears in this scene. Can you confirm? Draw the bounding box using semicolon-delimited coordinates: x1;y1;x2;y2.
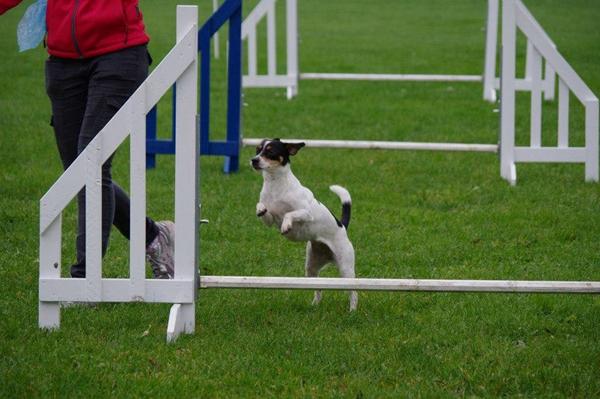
1;0;600;397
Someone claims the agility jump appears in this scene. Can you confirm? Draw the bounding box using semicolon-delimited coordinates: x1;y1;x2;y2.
39;1;600;343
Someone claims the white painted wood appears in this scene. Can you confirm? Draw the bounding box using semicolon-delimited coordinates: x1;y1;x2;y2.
241;0;283;88
172;5;199;341
85;136;102;302
557;78;569;148
38;6;200;341
143;30;197;111
483;0;499;102
267;4;276;76
515;0;595;104
529;46;542;147
167;304;184;343
243;138;498;153
514;147;586;163
212;0;220;59
39;30;196;232
129;101;147;300
494;77;548;92
285;0;298;98
243;75;296;87
300;73;482;82
175;5;199;284
500;0;517;185
585;99;599;181
167;303;196;343
241;0;275;38
39;216;61;329
525;40;534;81
39;278;196;303
199;276;600;294
497;0;600;184
543;62;556;101
248;30;257;77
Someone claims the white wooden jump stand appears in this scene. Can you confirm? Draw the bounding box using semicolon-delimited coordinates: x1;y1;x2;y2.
39;6;200;342
39;1;600;343
232;0;598;185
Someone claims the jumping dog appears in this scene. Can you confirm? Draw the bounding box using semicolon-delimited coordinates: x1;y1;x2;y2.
251;139;357;311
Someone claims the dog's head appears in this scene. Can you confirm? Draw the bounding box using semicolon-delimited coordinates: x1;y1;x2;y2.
251;138;305;171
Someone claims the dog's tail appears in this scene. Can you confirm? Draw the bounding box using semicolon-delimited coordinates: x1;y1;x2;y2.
329;185;351;229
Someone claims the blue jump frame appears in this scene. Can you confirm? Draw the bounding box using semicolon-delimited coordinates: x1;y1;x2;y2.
145;0;242;173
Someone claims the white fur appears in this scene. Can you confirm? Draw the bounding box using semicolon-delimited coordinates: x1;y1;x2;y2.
253;154;357;311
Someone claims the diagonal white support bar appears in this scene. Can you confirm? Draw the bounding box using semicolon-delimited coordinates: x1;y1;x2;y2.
39;27;197;233
515;0;595;104
200;276;600;294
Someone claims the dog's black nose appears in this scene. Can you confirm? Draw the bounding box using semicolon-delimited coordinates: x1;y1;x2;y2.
251;157;261;169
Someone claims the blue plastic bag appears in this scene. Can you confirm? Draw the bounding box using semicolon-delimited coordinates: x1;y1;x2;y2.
17;0;47;52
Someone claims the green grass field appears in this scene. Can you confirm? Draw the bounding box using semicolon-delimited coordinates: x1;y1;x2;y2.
1;0;600;397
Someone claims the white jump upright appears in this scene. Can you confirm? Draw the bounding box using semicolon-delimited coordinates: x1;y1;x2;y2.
241;0;505;102
242;0;598;186
241;0;299;99
500;0;599;185
38;6;199;343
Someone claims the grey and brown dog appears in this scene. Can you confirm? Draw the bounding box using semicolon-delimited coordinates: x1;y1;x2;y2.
251;139;357;311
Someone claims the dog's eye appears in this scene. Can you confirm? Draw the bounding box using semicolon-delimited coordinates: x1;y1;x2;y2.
255;146;262;154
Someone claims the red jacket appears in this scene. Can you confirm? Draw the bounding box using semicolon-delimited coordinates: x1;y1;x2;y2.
0;0;149;59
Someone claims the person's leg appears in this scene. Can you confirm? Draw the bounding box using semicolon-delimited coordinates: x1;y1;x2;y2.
72;46;151;277
112;182;159;246
45;56;90;277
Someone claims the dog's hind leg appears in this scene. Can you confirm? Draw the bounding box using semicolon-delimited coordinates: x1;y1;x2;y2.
305;241;332;306
333;242;358;311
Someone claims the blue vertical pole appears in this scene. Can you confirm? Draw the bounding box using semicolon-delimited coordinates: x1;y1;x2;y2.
199;28;212;157
146;106;158;169
224;2;242;173
171;84;177;151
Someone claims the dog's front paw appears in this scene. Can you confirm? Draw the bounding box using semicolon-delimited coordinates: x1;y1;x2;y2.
256;203;267;217
281;217;292;235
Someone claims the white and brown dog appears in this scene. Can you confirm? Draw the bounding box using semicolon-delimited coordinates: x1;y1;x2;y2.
251;139;357;311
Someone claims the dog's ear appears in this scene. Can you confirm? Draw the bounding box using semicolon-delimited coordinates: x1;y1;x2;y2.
285;142;305;156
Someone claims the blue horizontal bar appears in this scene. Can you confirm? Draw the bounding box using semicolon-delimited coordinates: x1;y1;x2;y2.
147;139;176;154
200;141;239;156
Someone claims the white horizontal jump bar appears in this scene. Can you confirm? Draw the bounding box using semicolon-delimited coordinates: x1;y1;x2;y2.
200;276;600;294
243;138;498;153
300;73;483;82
